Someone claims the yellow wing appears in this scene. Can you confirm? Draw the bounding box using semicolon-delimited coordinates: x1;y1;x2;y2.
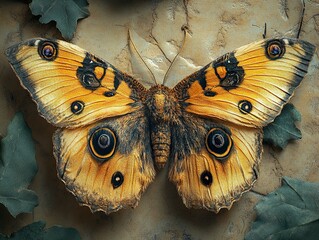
169;116;262;212
54;110;155;214
6;38;146;128
174;38;315;128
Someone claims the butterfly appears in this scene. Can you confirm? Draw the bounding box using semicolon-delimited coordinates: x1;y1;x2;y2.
5;37;315;214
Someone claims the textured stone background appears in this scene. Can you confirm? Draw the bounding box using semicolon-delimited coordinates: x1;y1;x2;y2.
0;0;318;239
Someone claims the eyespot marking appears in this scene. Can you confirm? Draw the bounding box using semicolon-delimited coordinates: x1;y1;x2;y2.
206;128;232;161
89;127;116;162
71;101;84;114
77;53;107;90
238;100;252;114
38;41;58;61
200;171;213;186
81;72;101;90
266;39;285;60
111;171;124;189
213;52;244;89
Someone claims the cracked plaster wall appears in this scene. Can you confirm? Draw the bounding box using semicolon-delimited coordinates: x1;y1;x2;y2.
0;0;318;239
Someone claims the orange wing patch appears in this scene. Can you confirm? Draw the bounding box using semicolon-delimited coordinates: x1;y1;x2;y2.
6;38;144;128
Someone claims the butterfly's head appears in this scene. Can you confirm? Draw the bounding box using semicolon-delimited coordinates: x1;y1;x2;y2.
145;85;181;123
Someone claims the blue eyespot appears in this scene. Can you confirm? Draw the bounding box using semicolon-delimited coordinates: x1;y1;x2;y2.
38;41;57;61
266;40;285;60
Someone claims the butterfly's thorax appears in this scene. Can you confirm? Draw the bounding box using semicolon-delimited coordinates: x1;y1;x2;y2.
145;85;181;168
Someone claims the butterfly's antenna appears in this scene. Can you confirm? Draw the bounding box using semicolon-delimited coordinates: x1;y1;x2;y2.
162;25;189;86
296;0;305;39
128;29;157;85
262;23;267;39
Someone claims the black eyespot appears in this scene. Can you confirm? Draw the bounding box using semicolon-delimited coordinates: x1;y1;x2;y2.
238;100;252;114
111;171;124;189
200;171;213;186
266;40;285;60
220;72;241;87
214;52;245;89
81;72;100;90
70;101;84;114
89;128;116;162
206;128;232;160
38;41;58;61
204;90;217;97
104;91;116;97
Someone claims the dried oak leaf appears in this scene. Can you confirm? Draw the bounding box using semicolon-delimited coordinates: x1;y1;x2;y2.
29;0;89;40
0;112;38;217
0;221;81;240
263;103;302;149
245;177;319;240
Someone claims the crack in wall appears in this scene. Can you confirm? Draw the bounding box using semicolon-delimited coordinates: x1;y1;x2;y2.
270;150;284;178
167;0;180;21
6;7;30;44
149;34;172;63
144;0;195;84
182;0;190;30
250;189;267;197
279;0;289;20
215;27;227;48
150;0;159;33
148;0;192;63
148;0;172;64
114;44;134;75
312;14;319;34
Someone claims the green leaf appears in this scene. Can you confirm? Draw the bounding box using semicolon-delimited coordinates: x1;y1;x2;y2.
29;0;90;40
245;177;319;240
263;103;302;149
0;221;81;240
0;112;38;217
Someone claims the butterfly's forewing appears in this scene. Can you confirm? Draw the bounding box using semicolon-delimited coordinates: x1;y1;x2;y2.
6;38;145;128
54;110;155;213
174;38;315;128
170;38;315;211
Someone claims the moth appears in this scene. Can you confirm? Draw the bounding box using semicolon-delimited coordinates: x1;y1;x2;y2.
6;37;315;214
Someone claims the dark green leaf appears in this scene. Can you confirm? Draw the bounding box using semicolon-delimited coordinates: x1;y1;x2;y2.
0;112;38;217
0;221;45;240
245;177;319;240
263;103;302;149
44;226;81;240
29;0;90;40
0;221;81;240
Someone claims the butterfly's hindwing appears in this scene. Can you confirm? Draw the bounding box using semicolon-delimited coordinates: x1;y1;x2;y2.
168;112;262;212
53;110;155;214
